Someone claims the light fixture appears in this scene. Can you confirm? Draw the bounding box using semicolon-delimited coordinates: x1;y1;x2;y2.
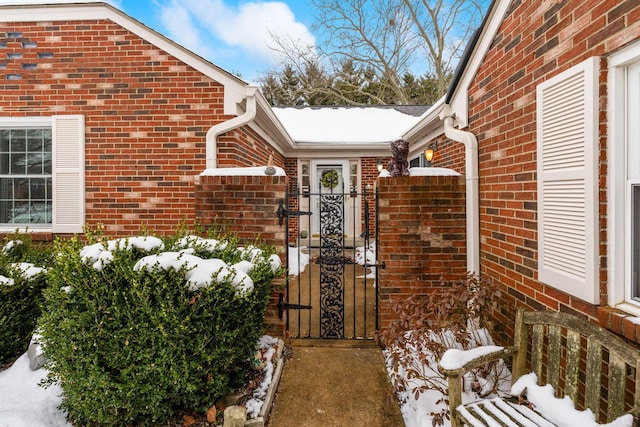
377;159;383;172
424;141;438;163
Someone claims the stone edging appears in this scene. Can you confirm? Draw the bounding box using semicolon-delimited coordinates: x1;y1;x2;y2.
225;338;285;427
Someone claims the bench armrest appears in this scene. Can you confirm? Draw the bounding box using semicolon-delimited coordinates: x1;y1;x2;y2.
437;345;517;427
438;345;516;377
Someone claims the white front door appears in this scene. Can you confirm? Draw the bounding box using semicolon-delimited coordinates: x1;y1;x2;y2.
311;161;355;237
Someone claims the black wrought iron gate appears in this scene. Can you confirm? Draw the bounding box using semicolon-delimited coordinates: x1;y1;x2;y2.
278;185;380;340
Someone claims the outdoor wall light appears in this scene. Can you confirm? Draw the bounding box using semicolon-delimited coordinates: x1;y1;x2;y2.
377;159;383;172
424;141;438;162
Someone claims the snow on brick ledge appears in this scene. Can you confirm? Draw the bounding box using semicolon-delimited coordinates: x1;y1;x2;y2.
378;167;461;177
200;167;286;177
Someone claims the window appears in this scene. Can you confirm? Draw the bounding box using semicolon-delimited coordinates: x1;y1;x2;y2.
0;116;84;233
0;127;52;224
536;56;599;304
608;40;640;310
409;152;427;168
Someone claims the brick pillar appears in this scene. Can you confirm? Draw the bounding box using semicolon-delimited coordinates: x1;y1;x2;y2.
377;175;467;330
195;174;289;336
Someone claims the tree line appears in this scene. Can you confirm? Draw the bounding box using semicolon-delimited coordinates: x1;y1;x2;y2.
258;0;485;106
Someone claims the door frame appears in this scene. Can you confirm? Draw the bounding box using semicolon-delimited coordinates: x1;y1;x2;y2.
309;159;360;238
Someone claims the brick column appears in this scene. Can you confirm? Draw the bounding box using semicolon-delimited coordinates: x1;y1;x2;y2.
377;175;468;330
195;174;288;336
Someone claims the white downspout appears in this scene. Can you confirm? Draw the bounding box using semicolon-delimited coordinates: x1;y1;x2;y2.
439;104;480;274
206;86;258;168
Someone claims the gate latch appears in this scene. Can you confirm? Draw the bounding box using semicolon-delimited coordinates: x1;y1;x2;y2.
277;292;312;320
276;200;312;226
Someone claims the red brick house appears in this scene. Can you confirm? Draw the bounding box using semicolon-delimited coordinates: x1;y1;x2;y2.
402;0;640;343
0;1;428;240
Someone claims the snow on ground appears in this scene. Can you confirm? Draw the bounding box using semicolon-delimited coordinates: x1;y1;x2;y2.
355;243;376;281
287;246;309;276
0;353;70;427
245;335;280;418
389;328;512;427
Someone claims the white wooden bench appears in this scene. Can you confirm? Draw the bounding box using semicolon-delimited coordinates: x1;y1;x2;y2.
438;309;640;426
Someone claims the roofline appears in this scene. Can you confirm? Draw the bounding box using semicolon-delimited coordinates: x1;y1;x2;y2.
0;2;250;112
444;0;511;126
445;26;482;105
0;1;296;150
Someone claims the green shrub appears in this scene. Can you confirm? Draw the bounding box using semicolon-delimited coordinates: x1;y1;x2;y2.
0;234;51;365
39;232;281;426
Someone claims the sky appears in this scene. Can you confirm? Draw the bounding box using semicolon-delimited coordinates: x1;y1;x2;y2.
2;0;492;85
120;0;317;82
0;0;316;82
113;0;317;83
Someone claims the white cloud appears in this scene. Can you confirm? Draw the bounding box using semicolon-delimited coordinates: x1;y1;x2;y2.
214;1;315;59
158;1;216;60
158;0;315;68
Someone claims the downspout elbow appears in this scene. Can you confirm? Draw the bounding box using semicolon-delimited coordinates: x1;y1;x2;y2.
206;86;258;169
440;104;480;275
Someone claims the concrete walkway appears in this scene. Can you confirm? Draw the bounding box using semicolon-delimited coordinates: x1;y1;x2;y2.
267;340;405;427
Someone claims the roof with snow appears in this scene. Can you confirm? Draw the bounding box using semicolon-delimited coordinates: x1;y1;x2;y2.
273;106;430;144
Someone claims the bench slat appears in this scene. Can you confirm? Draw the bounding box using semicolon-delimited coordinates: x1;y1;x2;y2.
458;398;556;427
585;339;602;416
547;324;561;392
609;353;626;422
493;399;541;427
565;329;580;402
532;324;544;382
506;401;556;427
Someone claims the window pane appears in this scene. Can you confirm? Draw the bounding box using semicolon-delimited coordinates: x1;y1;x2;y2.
11;153;26;174
633;185;640;300
14;178;29;200
10;130;26;151
0;130;9;152
31;178;46;199
12;201;29;223
0;152;8;175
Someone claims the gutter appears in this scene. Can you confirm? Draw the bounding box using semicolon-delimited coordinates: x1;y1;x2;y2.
440;104;480;274
206;86;258;168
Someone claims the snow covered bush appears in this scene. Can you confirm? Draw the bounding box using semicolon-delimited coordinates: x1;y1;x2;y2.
39;230;282;426
376;274;507;426
0;234;52;365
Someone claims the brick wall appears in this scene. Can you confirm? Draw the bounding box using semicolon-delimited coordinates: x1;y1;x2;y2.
442;0;640;341
377;175;467;330
194;174;289;336
0;19;282;237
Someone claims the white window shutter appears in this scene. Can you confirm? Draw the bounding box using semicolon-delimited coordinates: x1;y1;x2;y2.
537;57;600;304
52;115;85;233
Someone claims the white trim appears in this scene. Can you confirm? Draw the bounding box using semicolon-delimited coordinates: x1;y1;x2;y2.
0;117;53;232
607;41;640;307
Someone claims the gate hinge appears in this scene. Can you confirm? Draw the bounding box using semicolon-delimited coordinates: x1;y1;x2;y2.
277;200;312;225
364;261;386;270
277;292;312;320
